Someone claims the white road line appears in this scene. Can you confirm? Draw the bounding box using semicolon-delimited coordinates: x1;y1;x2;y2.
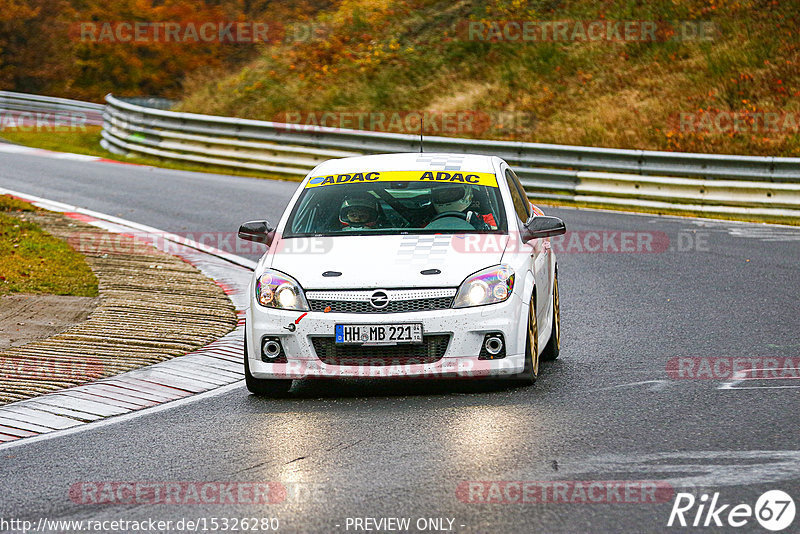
0;188;255;447
718;367;800;390
0;406;84;429
0;417;54;433
28;394;126;417
23;400;104;421
62;386;160;407
724;385;800;390
81;383;174;403
58;390;148;410
0;381;245;452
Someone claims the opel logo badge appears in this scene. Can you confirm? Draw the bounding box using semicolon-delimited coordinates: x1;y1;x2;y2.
370;290;390;310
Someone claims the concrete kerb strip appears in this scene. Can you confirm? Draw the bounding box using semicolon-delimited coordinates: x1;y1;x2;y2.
0;187;256;445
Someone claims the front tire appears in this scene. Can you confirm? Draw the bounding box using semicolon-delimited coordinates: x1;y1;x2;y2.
540;270;561;362
517;294;539;385
244;335;293;397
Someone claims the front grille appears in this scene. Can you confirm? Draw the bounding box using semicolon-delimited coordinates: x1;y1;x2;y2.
306;288;456;314
309;297;453;314
311;335;450;366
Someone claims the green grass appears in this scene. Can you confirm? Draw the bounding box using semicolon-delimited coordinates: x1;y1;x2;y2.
0;195;99;297
0;129;108;158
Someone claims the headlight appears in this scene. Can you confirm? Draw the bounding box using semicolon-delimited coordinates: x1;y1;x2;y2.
255;270;309;311
453;265;515;308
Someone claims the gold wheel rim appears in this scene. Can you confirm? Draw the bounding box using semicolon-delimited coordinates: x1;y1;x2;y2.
529;299;539;376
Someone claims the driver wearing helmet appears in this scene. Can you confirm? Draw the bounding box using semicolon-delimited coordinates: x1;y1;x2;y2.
430;184;494;230
339;194;380;230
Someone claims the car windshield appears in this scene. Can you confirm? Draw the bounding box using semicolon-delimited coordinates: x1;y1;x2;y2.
283;170;508;237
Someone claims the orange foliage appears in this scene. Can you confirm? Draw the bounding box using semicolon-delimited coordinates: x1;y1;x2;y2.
0;0;336;100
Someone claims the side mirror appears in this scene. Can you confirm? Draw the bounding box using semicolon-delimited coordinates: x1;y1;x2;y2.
238;220;275;247
521;216;566;242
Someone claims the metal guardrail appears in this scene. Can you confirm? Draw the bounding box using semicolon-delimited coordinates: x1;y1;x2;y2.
103;94;800;180
101;94;800;222
2;91;798;222
117;97;176;110
0;91;105;126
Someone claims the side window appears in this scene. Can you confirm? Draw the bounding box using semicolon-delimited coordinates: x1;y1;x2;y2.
504;168;531;222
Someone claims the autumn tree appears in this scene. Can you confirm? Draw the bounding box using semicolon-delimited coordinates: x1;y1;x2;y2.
0;0;337;100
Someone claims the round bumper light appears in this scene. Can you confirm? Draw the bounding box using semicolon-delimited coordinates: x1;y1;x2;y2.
485;336;504;356
262;339;283;360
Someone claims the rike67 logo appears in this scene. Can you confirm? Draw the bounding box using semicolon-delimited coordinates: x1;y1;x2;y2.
668;490;795;531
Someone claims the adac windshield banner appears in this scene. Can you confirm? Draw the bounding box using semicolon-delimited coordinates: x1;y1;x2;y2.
305;170;499;188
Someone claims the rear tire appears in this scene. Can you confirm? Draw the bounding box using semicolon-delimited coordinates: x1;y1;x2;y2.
540;270;561;362
244;335;293;397
517;294;539;385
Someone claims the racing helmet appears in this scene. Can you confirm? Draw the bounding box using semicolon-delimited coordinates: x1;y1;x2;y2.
431;184;473;213
339;194;379;227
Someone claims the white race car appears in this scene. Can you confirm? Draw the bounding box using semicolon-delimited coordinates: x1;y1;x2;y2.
238;153;565;395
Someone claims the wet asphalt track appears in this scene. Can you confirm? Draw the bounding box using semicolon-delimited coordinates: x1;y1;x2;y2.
1;151;799;533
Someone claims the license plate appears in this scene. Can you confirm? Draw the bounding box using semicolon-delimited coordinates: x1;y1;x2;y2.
335;323;423;345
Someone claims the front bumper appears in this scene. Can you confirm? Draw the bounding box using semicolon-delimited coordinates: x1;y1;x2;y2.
245;293;528;380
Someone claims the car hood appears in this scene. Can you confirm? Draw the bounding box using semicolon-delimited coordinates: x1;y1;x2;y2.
267;234;509;289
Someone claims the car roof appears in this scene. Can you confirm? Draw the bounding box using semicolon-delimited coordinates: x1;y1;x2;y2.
309;153;498;176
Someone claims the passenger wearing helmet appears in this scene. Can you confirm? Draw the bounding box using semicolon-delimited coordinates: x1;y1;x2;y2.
339;194;379;230
430;184;492;230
